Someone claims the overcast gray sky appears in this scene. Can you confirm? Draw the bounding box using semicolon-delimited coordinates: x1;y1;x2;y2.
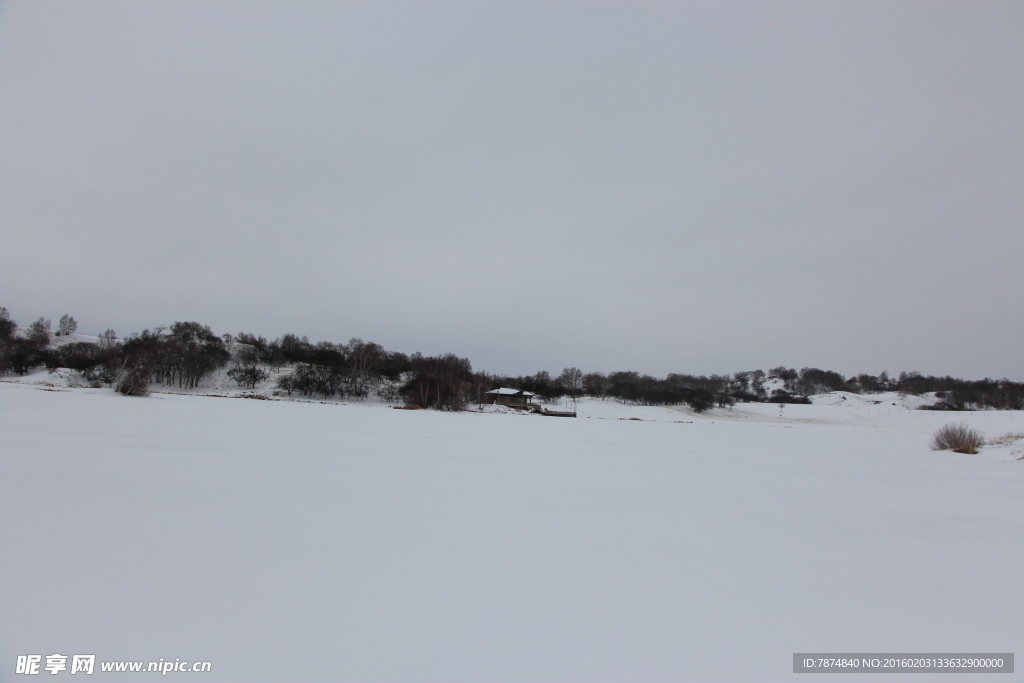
1;1;1021;379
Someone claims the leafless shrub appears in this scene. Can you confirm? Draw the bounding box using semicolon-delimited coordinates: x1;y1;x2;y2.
227;363;269;388
931;422;984;454
114;357;149;396
275;374;295;396
377;381;403;403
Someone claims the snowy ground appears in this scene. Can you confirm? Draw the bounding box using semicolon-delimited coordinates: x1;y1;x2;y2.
1;379;1022;682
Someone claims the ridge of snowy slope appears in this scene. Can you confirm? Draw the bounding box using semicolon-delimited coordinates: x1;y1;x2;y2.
9;327;103;346
0;365;999;421
809;390;939;409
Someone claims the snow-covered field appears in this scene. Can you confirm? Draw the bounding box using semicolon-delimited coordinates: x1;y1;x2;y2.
1;379;1022;682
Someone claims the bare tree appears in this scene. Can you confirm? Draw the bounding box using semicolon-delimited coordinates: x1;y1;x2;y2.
750;369;766;397
401;353;471;410
346;338;385;399
58;314;78;336
0;307;15;340
28;317;51;345
227;343;269;388
558;367;584;409
98;329;118;348
584;371;611;399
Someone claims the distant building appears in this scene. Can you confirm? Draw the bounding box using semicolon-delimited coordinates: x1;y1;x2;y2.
485;388;536;407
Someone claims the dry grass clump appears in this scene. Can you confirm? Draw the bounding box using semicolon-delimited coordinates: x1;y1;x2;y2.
986;431;1024;446
931;422;984;454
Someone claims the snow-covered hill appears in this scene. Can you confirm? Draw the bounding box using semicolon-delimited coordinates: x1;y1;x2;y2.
0;365;949;412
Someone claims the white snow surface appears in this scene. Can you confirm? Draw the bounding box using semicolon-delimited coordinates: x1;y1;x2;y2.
486;387;534;396
1;380;1022;682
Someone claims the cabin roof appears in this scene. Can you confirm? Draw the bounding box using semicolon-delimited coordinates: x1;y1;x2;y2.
486;387;535;396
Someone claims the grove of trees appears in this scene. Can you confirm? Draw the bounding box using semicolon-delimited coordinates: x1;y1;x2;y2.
1;305;1022;411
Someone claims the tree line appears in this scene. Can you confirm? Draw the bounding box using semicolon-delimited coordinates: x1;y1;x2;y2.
1;306;1022;411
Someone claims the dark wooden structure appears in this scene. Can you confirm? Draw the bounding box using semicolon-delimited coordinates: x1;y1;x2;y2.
484;388;536;407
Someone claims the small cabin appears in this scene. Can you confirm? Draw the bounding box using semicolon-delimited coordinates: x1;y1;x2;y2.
485;388;536;407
